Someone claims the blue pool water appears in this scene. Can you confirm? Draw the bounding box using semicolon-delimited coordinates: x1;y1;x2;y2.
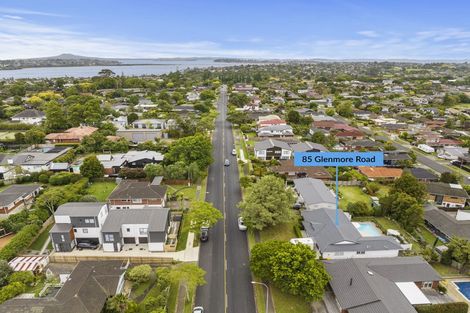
354;222;382;237
455;282;470;300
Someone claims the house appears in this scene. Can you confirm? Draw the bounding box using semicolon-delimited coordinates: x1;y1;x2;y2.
186;91;200;101
101;208;170;252
271;160;331;181
353;110;373;120
116;129;163;143
325;257;442;313
253;139;292;160
112;115;128;129
96;151;164;176
302;208;402;259
426;182;469;208
257;118;287;128
0;184;41;214
358;167;403;181
290;141;328;153
293;178;336;210
383;150;412;167
405;168;439;182
50;202;109;252
335;130;365;141
11;109;45;125
135;98;157;111
107;180;168;209
172;105;197;113
45;126;98;144
1;261;126;313
437;146;468;160
425;205;470;242
132;119;166;130
257;124;294;137
344;139;381;151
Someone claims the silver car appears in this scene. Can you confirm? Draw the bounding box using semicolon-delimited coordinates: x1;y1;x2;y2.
238;217;247;231
193;307;204;313
224;159;230;166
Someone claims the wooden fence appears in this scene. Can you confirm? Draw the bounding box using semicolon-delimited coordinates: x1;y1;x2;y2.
49;254;175;265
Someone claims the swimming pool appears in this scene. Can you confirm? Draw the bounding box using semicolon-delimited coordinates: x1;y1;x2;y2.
353;222;382;237
454;281;470;300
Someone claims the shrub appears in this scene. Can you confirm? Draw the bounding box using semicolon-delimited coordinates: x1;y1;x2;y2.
79;195;98;202
347;201;373;217
48;172;81;186
415;302;468;313
38;173;50;184
126;264;153;283
0;282;26;303
119;168;146;179
365;182;380;195
8;271;35;286
0;224;41;261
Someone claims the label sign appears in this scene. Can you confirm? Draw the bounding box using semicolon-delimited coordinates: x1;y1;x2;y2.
294;152;384;167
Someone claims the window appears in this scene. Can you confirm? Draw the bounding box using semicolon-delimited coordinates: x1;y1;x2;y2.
132;199;142;204
60;235;65;242
139;228;148;235
74;229;77;233
356;251;365;255
423;282;433;288
334;251;344;256
84;218;94;224
126;228;131;232
105;234;114;241
82;229;88;233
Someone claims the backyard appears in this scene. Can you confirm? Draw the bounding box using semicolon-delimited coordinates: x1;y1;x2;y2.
86;181;117;201
339;186;372;210
28;224;54;251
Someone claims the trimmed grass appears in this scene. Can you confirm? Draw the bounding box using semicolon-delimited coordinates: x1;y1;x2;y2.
339;186;371;210
252;280;267;313
271;285;311;313
260;221;297;242
168;185;197;201
373;217;422;253
86;181;117;201
167;281;179;313
419;226;443;247
183;286;196;313
131;279;154;299
432;263;462;277
28;224;53;251
176;214;191;251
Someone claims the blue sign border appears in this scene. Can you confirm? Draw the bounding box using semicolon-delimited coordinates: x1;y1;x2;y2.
294;152;384;167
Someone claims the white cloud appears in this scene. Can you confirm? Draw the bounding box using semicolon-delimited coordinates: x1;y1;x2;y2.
2;15;22;20
0;7;66;17
357;30;378;38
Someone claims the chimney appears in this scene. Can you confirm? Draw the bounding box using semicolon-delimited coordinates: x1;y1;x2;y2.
349;278;353;286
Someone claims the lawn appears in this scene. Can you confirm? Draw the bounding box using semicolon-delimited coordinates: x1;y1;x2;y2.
418;226;443;247
339;186;371;210
28;224;54;251
271;285;311;313
168;185;197;201
176;214;191;251
260;221;297;242
130;278;155;300
432;262;462;277
167;281;179;313
0;131;18;140
373;217;422;252
376;184;391;198
86;181;117;201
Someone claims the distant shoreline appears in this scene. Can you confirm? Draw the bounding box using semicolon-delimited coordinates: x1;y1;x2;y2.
0;63;190;71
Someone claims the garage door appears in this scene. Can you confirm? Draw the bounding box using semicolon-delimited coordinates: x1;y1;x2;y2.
76;238;99;244
123;237;136;244
139;237;148;243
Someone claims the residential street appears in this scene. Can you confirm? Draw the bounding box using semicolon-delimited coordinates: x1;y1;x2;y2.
195;86;256;313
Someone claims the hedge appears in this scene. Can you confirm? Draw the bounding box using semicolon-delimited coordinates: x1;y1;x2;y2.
415;302;469;313
0;123;33;131
0;282;26;303
0;224;41;261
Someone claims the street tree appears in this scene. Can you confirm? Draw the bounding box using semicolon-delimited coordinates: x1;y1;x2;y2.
238;175;295;230
250;241;330;301
187;201;223;234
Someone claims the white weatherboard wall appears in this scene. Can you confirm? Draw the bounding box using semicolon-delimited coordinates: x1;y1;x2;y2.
149;242;164;252
121;224;148;243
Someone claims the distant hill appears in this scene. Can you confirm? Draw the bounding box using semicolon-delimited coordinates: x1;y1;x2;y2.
0;54;122;70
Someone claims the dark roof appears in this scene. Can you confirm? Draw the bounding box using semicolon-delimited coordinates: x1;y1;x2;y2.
254;139;291;151
12;109;45;119
0;184;41;207
290;141;328;152
347;139;381;148
425;206;470;240
271;160;332;180
302;208;402;253
1;261;126;313
325;257;440;313
384;151;411;161
102;208;169;232
426;182;469;198
405;168;438;180
108;180;167;200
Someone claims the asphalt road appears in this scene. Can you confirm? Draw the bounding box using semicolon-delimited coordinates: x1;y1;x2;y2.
195;86;256;313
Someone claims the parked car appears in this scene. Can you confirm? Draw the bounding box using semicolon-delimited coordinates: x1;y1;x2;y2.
232;148;237;156
224;159;230;166
193;307;204;313
77;242;99;250
238;217;247;231
200;228;209;242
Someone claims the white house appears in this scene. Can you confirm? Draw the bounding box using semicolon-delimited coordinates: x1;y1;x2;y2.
11;109;45;125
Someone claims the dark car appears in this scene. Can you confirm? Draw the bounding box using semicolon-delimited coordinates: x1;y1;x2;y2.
77;242;99;250
200;228;209;242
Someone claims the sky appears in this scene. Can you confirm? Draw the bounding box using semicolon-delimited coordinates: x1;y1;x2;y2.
1;0;470;60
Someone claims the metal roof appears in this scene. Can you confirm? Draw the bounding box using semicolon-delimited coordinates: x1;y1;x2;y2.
101;208;169;233
54;202;106;217
293;178;336;207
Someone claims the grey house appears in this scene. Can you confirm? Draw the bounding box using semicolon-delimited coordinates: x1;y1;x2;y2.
101;208;170;252
325;257;442;313
302;208;402;259
50;203;109;252
293;178;336;210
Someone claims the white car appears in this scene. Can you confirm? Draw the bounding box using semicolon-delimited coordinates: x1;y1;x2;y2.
193;307;204;313
238;217;247;231
231;148;237;156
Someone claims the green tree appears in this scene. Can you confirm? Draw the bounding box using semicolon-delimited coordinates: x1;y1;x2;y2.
80;155;104;180
126;265;153;283
104;294;138;313
380;192;423;232
144;163;165;180
199;89;216;101
447;237;470;273
0;282;26;304
164;161;187;180
168;263;206;301
391;172;426;203
440;172;458;183
347;201;372;217
36;188;69;214
229;93;250;107
238;175;295;230
287;110;301;124
336;102;353;117
7;271;35;286
24;128;46;146
44;101;68;131
165;134;212;170
187;201;223;234
250;241;330;301
365;182;380;195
